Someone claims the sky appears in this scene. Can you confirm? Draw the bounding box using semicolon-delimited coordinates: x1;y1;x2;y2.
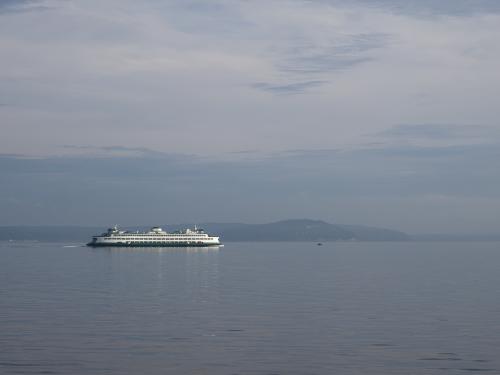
1;0;499;233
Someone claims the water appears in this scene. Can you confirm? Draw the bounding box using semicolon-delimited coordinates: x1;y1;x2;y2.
1;241;500;374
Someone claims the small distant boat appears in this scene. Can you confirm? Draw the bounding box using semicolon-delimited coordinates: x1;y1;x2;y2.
317;242;323;246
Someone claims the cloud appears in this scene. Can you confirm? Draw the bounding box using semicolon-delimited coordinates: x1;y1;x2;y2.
371;124;500;143
357;142;500;159
152;2;391;93
273;148;340;159
376;124;469;140
317;0;500;17
59;145;187;159
252;80;326;94
0;0;52;14
251;17;390;93
276;33;388;75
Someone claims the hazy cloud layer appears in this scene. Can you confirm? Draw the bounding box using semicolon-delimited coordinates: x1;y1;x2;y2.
2;137;499;232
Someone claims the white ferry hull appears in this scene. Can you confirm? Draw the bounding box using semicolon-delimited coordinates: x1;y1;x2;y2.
87;241;220;247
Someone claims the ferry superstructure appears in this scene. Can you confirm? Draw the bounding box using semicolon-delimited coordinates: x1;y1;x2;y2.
86;226;220;247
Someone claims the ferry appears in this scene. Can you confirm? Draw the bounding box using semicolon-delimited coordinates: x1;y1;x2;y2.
86;226;220;247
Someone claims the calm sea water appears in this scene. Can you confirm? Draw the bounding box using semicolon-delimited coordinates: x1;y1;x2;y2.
1;241;500;375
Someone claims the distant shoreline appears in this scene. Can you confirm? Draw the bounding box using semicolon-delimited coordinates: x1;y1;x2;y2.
1;220;499;242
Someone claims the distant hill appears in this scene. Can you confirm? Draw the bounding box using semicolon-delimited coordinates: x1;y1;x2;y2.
166;219;411;242
0;219;411;242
